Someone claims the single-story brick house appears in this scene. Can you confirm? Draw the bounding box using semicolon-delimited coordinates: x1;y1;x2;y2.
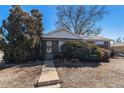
42;28;112;59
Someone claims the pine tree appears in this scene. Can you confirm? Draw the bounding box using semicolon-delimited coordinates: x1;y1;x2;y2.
30;9;44;60
1;5;44;63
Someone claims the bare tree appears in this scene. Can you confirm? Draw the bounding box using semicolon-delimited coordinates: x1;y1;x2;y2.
116;37;122;43
86;26;102;36
56;5;108;35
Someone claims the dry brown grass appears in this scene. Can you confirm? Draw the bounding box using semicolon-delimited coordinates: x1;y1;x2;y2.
0;51;43;88
0;61;43;88
55;58;124;88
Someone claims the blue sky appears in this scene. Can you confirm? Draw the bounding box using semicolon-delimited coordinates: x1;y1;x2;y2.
0;5;124;40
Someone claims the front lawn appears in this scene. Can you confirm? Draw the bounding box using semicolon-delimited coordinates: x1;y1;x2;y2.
55;58;124;88
0;61;43;88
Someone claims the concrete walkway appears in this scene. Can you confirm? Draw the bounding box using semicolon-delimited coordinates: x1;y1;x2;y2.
37;60;61;88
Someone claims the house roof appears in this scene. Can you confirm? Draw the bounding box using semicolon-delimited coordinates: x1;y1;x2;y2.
111;42;124;47
42;28;82;40
82;35;112;42
42;28;112;42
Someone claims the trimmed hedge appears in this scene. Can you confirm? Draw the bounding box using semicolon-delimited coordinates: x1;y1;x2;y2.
54;41;110;62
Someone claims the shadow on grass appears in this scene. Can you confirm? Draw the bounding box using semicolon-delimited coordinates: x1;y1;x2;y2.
0;60;44;71
54;60;101;68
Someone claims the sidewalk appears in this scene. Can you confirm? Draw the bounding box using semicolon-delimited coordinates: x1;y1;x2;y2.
37;60;61;88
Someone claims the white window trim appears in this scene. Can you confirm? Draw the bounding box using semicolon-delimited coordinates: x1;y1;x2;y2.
46;41;52;53
47;40;52;46
58;41;64;52
95;41;104;45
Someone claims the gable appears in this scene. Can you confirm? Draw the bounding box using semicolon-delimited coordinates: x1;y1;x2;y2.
43;28;81;40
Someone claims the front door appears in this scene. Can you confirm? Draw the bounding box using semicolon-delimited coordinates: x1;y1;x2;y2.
46;40;52;53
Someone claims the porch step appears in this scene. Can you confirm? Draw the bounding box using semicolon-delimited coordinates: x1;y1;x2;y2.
39;84;61;88
35;80;62;87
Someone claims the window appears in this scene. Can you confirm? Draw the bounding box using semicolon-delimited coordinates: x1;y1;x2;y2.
46;41;52;53
59;41;64;46
47;41;52;46
58;41;64;52
95;41;104;45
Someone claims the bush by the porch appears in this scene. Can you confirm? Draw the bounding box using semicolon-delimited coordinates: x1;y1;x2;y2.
54;41;110;62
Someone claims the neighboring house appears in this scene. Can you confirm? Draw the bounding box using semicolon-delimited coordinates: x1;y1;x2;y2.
42;28;112;58
111;42;124;47
110;43;124;57
111;42;124;51
82;35;112;49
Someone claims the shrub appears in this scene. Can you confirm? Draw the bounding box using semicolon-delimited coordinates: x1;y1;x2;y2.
88;45;101;62
57;41;110;62
98;48;110;62
110;49;115;58
61;41;88;61
102;52;110;62
53;52;64;60
75;47;89;62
